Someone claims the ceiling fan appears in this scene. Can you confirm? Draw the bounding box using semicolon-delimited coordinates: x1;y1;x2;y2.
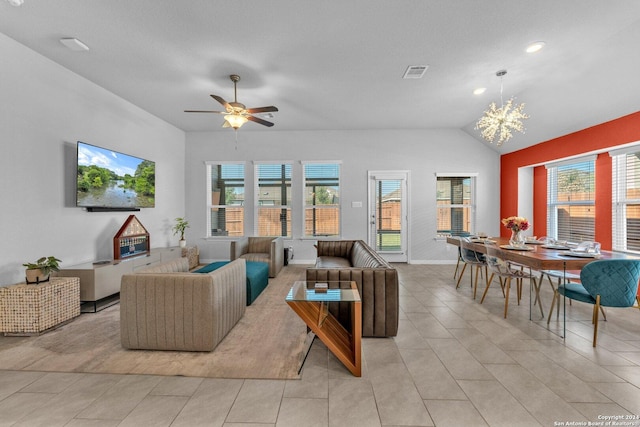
184;74;278;129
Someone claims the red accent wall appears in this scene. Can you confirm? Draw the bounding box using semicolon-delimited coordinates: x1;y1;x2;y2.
500;111;640;248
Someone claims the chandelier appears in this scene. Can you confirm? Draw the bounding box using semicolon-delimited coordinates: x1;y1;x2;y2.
475;70;529;146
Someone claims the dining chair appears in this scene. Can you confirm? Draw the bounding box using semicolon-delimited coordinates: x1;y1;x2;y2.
481;242;538;318
547;259;640;347
457;237;488;299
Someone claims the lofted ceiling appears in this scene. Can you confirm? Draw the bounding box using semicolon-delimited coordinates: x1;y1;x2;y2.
1;0;639;154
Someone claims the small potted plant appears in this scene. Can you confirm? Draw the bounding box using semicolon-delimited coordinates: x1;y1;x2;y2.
172;217;189;248
23;256;62;284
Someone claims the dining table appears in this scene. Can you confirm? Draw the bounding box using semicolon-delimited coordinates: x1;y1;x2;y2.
446;236;635;271
446;236;640;338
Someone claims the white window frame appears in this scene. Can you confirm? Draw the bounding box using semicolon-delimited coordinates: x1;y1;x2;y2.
545;156;596;242
611;145;640;253
205;161;245;238
435;173;477;238
253;161;293;237
302;160;342;239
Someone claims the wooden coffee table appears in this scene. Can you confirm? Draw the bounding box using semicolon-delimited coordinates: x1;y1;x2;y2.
286;281;361;376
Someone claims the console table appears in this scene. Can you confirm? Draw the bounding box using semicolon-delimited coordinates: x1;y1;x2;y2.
286;281;362;376
0;277;80;336
56;246;182;312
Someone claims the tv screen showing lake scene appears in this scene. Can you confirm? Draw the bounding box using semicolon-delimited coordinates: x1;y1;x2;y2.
76;141;155;208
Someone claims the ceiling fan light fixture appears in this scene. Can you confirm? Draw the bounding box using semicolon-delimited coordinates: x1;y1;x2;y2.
224;114;248;129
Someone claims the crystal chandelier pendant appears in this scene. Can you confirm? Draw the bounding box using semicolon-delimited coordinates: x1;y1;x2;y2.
475;70;529;146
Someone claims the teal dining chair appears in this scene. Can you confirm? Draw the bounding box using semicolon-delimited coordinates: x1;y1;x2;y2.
547;259;640;347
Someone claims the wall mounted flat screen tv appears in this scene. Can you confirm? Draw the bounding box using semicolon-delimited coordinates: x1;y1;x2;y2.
76;141;155;210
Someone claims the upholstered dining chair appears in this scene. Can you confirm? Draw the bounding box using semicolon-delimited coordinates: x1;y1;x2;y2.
547;259;640;347
481;242;540;318
457;237;488;299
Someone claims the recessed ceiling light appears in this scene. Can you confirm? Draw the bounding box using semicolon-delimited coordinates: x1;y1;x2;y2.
473;87;486;95
60;37;90;51
526;41;546;53
5;0;24;6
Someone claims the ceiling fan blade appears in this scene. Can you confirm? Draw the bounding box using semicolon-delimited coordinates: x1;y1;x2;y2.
247;115;274;127
184;110;225;114
211;94;232;110
246;106;279;114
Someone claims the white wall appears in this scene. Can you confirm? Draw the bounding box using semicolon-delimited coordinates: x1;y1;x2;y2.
0;33;186;285
185;129;501;264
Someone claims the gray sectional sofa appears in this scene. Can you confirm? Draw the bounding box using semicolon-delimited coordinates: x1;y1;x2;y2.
306;240;399;337
120;257;246;351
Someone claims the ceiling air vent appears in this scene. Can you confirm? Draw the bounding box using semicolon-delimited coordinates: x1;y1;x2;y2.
403;65;429;79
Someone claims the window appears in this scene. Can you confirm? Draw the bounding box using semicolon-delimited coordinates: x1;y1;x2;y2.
612;150;640;252
304;162;340;237
206;163;244;237
546;158;595;242
436;175;475;237
255;163;292;237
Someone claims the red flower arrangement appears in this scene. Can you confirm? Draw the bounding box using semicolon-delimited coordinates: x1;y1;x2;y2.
501;216;530;232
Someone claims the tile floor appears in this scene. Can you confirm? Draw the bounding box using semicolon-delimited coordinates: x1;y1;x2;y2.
1;264;640;426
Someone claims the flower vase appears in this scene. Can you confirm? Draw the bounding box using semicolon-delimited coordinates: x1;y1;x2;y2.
509;230;525;247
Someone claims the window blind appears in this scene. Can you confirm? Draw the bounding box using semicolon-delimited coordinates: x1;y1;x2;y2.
255;163;292;237
436;176;475;237
304;163;340;237
207;163;244;237
612;151;640;252
546;159;595;242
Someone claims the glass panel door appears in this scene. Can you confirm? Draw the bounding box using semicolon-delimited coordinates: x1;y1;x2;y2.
368;171;409;262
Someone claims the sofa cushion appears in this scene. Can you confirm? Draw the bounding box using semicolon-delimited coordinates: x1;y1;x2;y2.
247;237;272;253
316;256;352;268
136;257;189;273
351;243;386;268
240;253;270;264
194;260;269;306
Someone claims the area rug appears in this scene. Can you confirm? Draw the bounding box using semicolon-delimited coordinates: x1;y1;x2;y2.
0;265;310;379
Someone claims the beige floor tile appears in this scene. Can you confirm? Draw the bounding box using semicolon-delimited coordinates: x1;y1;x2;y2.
0;392;56;426
506;350;611;403
400;294;431;313
593;382;640;414
368;362;432;426
570;402;634;420
0;370;46;401
407;312;453;339
19;372;82;394
424;399;489;427
150;375;203;396
226;379;284;424
448;327;516;364
484;363;587;425
428;306;471;329
117;395;189;427
284;365;328;399
393;318;430;350
328;378;380;427
400;348;467;400
65;419;121;427
427;338;494;380
12;374;123;426
458;379;542;427
171;378;242;427
75;374;163;420
276;397;328;427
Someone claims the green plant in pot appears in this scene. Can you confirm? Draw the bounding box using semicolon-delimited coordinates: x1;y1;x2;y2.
172;217;189;248
23;256;62;284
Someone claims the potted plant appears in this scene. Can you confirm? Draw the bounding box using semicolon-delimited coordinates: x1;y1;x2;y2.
172;217;189;248
23;256;62;284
